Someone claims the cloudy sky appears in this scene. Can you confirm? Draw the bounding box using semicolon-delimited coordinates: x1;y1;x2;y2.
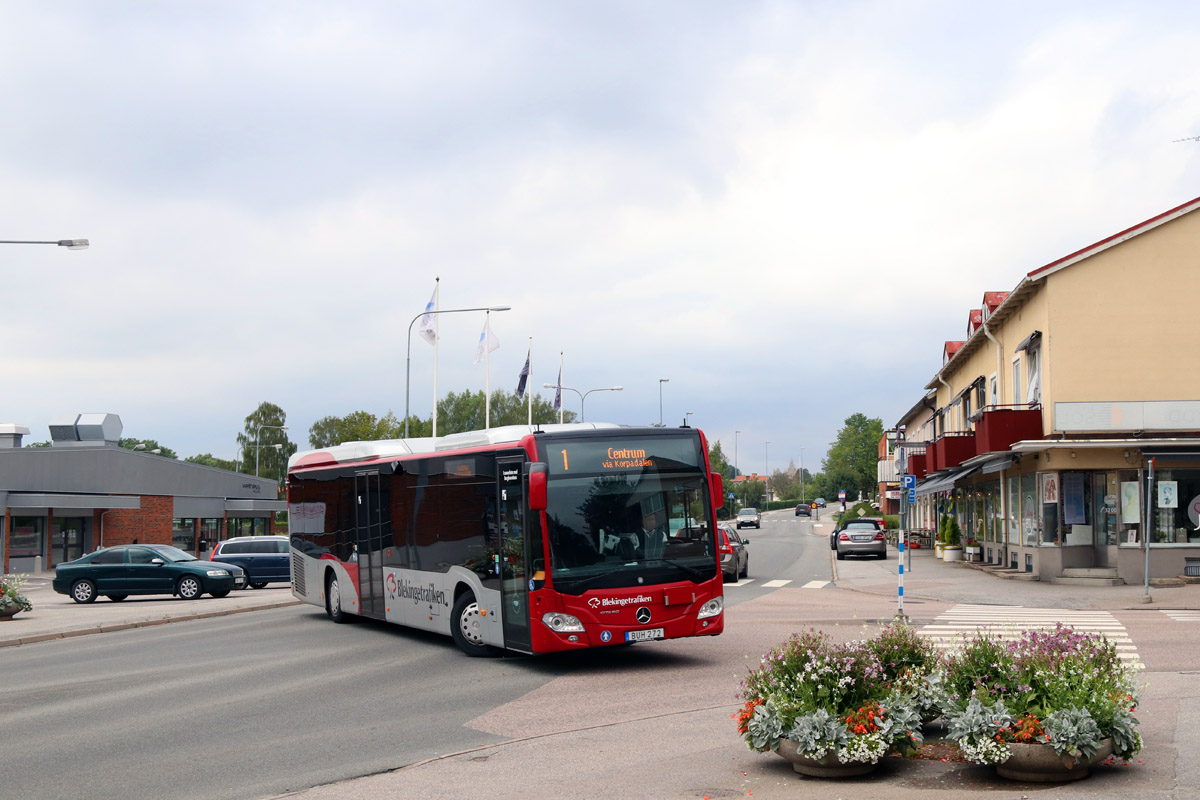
3;0;1199;476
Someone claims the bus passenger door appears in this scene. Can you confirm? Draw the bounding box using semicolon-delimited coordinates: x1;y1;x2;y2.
497;457;532;652
355;470;385;619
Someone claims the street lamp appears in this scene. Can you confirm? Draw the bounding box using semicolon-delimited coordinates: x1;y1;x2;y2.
799;446;806;503
734;430;741;477
658;378;669;425
764;441;770;507
404;304;511;437
543;384;622;422
0;238;89;249
685;411;694;427
255;424;288;477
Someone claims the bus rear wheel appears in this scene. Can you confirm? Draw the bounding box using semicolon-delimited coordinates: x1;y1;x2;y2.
451;592;497;658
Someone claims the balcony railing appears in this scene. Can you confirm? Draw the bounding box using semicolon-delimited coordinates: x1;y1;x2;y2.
974;404;1044;454
932;431;976;471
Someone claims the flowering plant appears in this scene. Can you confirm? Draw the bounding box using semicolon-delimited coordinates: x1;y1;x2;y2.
943;623;1142;765
0;573;33;613
736;625;927;765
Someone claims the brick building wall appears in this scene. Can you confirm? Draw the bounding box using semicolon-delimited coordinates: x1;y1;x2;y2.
93;496;174;547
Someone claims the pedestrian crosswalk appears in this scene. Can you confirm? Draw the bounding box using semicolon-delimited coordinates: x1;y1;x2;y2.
728;578;831;589
917;604;1141;667
1163;609;1200;622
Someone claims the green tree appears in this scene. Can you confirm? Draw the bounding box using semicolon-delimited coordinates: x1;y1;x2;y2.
309;410;403;449
186;453;236;471
238;402;297;489
820;412;884;503
437;389;574;435
708;440;733;480
118;438;178;459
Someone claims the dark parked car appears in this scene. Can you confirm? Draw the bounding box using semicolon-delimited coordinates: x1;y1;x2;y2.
832;518;887;560
52;544;247;603
209;535;291;589
717;523;748;581
795;504;811;517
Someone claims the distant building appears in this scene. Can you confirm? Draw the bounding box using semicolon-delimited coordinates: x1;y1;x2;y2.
1;414;285;574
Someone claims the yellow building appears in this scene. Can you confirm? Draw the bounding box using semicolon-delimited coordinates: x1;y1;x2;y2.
892;197;1200;583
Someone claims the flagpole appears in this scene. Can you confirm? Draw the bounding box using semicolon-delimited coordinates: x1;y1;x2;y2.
527;337;533;426
558;351;564;424
432;277;440;438
484;311;492;430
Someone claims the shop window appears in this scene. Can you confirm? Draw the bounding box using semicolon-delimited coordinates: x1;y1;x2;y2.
1020;473;1039;546
1118;469;1143;545
1041;473;1059;546
1060;471;1092;546
1094;473;1120;547
10;517;44;558
1007;476;1020;546
1150;468;1200;545
172;518;196;552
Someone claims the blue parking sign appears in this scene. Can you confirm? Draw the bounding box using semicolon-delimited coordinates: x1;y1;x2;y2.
902;474;915;489
907;488;916;503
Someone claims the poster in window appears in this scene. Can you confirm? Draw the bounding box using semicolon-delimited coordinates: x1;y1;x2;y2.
1041;472;1059;505
1063;472;1086;525
1158;481;1178;509
1121;482;1140;524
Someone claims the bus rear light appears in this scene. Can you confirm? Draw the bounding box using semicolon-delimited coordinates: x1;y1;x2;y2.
697;597;723;619
542;612;584;633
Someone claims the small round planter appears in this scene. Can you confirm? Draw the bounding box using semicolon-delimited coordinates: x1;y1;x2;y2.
934;543;945;558
776;738;878;778
996;738;1113;782
943;546;963;562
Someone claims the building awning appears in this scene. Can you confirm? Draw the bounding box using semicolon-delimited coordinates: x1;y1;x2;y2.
1015;330;1042;353
915;465;981;497
225;499;287;514
3;493;141;511
981;455;1014;474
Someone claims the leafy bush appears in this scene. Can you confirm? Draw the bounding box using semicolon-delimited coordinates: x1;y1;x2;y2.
943;624;1142;764
0;574;33;613
736;626;926;764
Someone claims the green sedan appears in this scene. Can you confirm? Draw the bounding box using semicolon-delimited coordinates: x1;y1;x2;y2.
53;544;247;603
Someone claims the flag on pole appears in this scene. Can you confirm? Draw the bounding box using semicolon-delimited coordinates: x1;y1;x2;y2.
473;317;500;364
516;346;531;400
553;364;562;410
418;284;438;345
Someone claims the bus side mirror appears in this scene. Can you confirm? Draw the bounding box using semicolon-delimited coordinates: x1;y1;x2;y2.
529;463;548;511
710;473;723;505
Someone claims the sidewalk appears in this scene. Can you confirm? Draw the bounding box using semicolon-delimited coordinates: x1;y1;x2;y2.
0;575;300;648
832;542;1200;610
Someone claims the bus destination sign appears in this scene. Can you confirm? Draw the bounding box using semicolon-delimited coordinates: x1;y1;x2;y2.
544;438;700;475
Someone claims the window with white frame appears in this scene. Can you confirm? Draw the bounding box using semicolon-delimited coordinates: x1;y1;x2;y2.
988;374;998;407
1011;357;1022;407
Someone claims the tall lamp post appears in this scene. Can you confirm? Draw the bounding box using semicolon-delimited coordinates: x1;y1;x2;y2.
764;441;770;508
404;304;511;437
685;411;694;427
734;430;741;477
543;384;622;422
255;424;288;477
799;446;806;502
0;238;89;249
658;378;669;425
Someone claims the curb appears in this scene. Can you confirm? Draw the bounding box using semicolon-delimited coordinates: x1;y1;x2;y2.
0;599;301;648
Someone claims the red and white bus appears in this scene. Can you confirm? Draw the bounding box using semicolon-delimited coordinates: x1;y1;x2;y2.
286;423;726;656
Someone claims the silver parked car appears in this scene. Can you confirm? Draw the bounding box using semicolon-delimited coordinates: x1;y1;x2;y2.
834;518;887;560
717;523;748;581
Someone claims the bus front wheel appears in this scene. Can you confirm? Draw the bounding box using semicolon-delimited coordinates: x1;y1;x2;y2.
451;592;497;658
326;573;350;623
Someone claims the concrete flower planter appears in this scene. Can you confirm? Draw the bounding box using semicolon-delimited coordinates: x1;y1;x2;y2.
943;546;963;562
996;739;1113;782
776;739;878;778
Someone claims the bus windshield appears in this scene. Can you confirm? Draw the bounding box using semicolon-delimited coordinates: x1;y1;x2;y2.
544;467;716;593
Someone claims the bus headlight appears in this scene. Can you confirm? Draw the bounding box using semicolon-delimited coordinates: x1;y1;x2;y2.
541;612;585;633
697;597;723;619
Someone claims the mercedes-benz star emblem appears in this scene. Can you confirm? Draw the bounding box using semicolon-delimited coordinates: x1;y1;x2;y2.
635;607;652;624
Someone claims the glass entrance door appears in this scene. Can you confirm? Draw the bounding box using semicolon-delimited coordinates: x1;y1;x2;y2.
51;518;86;567
354;471;386;619
1094;472;1119;568
497;457;531;652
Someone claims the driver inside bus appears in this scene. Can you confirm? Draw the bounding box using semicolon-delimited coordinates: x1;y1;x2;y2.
641;510;668;558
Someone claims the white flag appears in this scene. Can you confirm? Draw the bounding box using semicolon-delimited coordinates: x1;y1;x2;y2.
418;284;438;345
473;318;500;364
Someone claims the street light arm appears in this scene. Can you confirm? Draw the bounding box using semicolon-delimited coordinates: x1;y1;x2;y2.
0;239;89;249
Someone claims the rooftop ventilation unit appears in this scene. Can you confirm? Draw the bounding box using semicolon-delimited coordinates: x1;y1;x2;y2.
49;413;123;447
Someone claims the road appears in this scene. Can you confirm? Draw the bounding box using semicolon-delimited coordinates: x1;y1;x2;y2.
4;509;1198;800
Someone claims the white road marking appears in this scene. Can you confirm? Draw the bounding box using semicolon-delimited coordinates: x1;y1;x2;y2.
1163;610;1200;621
801;580;829;589
918;604;1141;667
762;579;792;588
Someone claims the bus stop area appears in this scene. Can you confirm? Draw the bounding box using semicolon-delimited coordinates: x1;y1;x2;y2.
0;575;298;648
